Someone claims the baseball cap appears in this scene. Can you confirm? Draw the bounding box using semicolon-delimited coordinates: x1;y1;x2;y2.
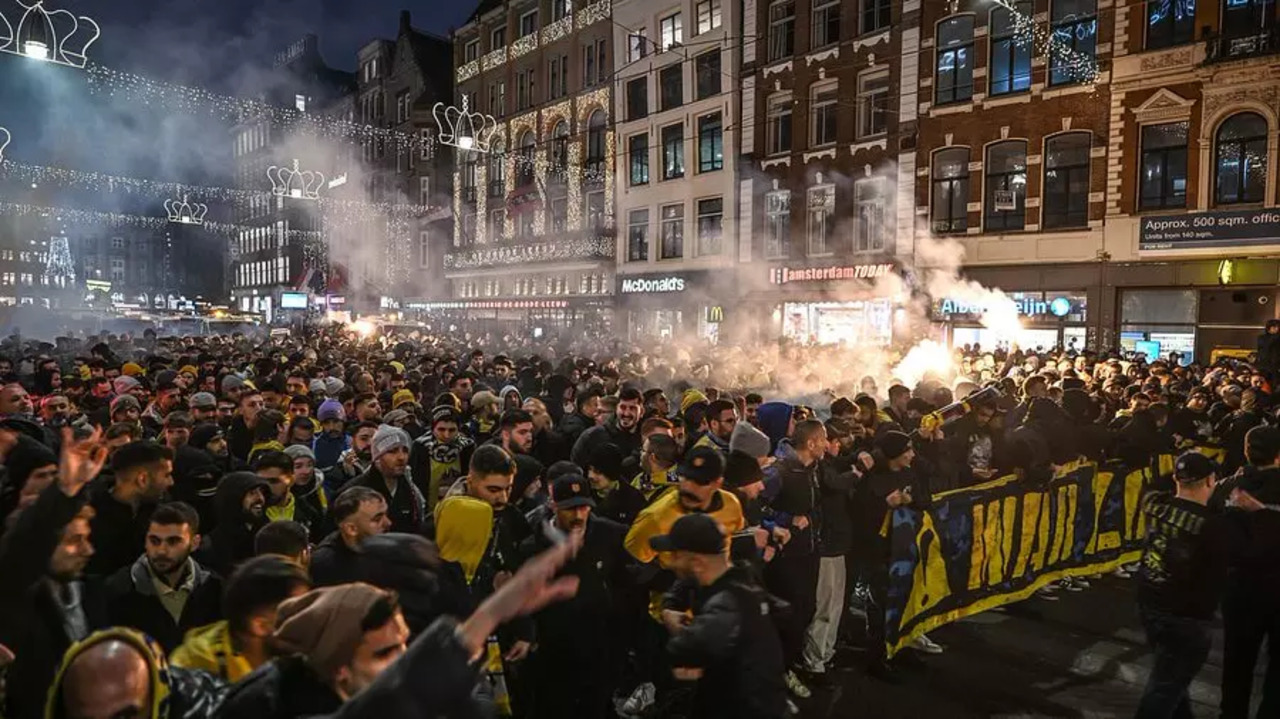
678;446;725;486
189;392;217;410
1173;452;1217;483
649;514;726;555
550;473;596;509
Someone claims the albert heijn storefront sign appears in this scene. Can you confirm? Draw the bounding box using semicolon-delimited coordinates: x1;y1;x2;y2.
768;262;896;285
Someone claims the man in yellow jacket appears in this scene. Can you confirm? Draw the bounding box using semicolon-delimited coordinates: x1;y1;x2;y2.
170;555;310;683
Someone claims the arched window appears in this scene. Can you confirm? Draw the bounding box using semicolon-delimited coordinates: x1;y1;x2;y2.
984;140;1027;231
488;137;506;198
931;147;970;234
935;16;974;105
1215;112;1269;205
517;130;536;187
1043;132;1092;228
550;121;569;184
586;110;607;174
989;2;1032;96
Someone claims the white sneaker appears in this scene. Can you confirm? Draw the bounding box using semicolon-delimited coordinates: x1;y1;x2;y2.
1113;567;1132;579
909;633;944;654
619;682;655;716
784;670;812;699
1073;576;1091;589
1037;586;1060;601
1060;578;1084;592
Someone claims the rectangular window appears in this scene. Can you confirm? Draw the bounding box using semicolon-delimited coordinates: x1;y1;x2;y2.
549;55;568;99
810;82;838;147
1043;133;1092;228
766;94;792;156
765;191;791;258
1049;0;1097;87
812;0;841;48
860;0;891;34
520;10;538;37
396;90;410;122
807;186;835;255
936;16;975;104
660;63;683;110
984;141;1028;231
627;29;648;62
629;133;650;185
696;0;722;33
856;71;889;139
1144;1;1193;49
660;204;685;259
464;40;479;62
695;50;721;99
855;180;885;251
989;1;1033;96
518;211;536;238
769;1;795;61
487;209;506;240
295;94;307;112
698;113;723;172
626;77;648;120
550;199;568;233
662;123;685;179
586;192;605;230
1139;122;1189;210
488;151;506;197
552;0;570;22
583;46;595;89
628;209;650;261
661;13;684;50
696;198;724;255
492;26;507;49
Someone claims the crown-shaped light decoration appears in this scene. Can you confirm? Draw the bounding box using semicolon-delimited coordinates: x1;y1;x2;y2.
267;159;325;200
0;126;10;164
164;195;208;225
433;94;498;154
0;0;100;68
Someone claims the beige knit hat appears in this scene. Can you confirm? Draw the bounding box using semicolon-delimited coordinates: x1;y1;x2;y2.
273;583;389;679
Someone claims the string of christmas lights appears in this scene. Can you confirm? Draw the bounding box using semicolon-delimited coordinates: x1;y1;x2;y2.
84;63;436;156
0;200;324;241
0;159;444;221
993;0;1100;83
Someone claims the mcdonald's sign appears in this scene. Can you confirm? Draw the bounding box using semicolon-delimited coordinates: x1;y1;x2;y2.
706;306;724;323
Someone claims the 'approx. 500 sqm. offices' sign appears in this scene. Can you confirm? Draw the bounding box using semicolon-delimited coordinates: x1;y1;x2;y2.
1139;209;1280;250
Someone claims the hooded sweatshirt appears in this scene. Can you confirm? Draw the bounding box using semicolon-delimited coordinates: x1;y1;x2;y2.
756;402;794;454
45;627;227;719
195;473;269;578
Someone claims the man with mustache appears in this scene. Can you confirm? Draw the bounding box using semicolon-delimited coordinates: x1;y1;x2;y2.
518;474;629;719
195;471;271;577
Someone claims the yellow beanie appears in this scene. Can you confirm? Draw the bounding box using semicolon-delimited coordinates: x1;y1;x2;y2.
122;362;144;377
680;389;709;413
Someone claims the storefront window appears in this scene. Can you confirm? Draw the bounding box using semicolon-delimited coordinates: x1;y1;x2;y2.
780;299;893;346
1120;289;1197;362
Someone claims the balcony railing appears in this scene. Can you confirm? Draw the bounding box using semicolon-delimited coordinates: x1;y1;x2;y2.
1205;28;1280;64
445;229;615;270
481;46;508;71
457;59;479;83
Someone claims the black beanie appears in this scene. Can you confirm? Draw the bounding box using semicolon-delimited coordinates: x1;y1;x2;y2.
1245;425;1280;466
724;450;764;488
876;430;913;461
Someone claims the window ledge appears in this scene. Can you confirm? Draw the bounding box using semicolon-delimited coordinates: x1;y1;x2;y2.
853;30;890;50
929;102;975;117
805;46;840;66
851;137;888;154
803;147;838;162
763;60;792;77
761;156;791;169
981;93;1032;108
1040;83;1095;100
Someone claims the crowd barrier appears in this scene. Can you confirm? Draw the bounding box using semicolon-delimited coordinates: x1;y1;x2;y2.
883;446;1226;657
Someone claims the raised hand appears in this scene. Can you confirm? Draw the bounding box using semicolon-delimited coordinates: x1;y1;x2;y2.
58;426;108;496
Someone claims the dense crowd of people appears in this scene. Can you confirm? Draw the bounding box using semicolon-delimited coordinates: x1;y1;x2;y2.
0;323;1274;719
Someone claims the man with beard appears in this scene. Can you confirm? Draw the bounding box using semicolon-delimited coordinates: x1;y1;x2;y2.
652;514;786;719
196;471;270;577
189;392;218;425
519;474;629;719
227;389;265;463
86;441;175;578
557;389;600;447
571;387;644;466
171;555;311;683
141;381;182;437
0;427;109;719
0;382;34;417
41;393;74;429
522;397;569;468
345;425;425;535
494;408;535;456
409;406;475;512
631;432;681;502
468;391;501;444
329;421;378;494
314;399;351;473
311;487;392;587
104;501;222;653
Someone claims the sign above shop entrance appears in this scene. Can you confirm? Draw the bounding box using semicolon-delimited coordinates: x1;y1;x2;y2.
769;263;895;285
1139;209;1280;250
620;276;687;294
934;292;1086;322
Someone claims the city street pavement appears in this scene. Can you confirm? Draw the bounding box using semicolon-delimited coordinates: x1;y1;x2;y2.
800;575;1266;718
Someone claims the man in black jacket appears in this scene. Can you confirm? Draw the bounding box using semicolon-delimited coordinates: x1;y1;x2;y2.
571;387;644;465
1255;319;1280;378
519;474;629;719
342;425;425;534
86;441;174;578
311;487;391;587
0;427;109;719
655;514;786;719
104;501;222;653
195;472;269;577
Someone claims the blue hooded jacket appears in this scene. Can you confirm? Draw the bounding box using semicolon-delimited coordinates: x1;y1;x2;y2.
756;402;794;453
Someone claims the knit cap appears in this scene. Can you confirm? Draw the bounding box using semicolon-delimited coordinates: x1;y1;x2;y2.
317;399;345;422
391;389;417;410
121;362;144;377
371;424;410;461
188;392;217;410
680;389;709;413
273;583;390;679
729;421;771;459
110;394;141;417
283;444;316;462
112;376;141;396
323;377;345;396
221;374;245;395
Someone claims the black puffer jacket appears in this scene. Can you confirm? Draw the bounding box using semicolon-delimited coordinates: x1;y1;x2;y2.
816;454;857;557
354;533;456;639
212;655;343;719
195;472;269;577
309;531;364;588
104;555;223;653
